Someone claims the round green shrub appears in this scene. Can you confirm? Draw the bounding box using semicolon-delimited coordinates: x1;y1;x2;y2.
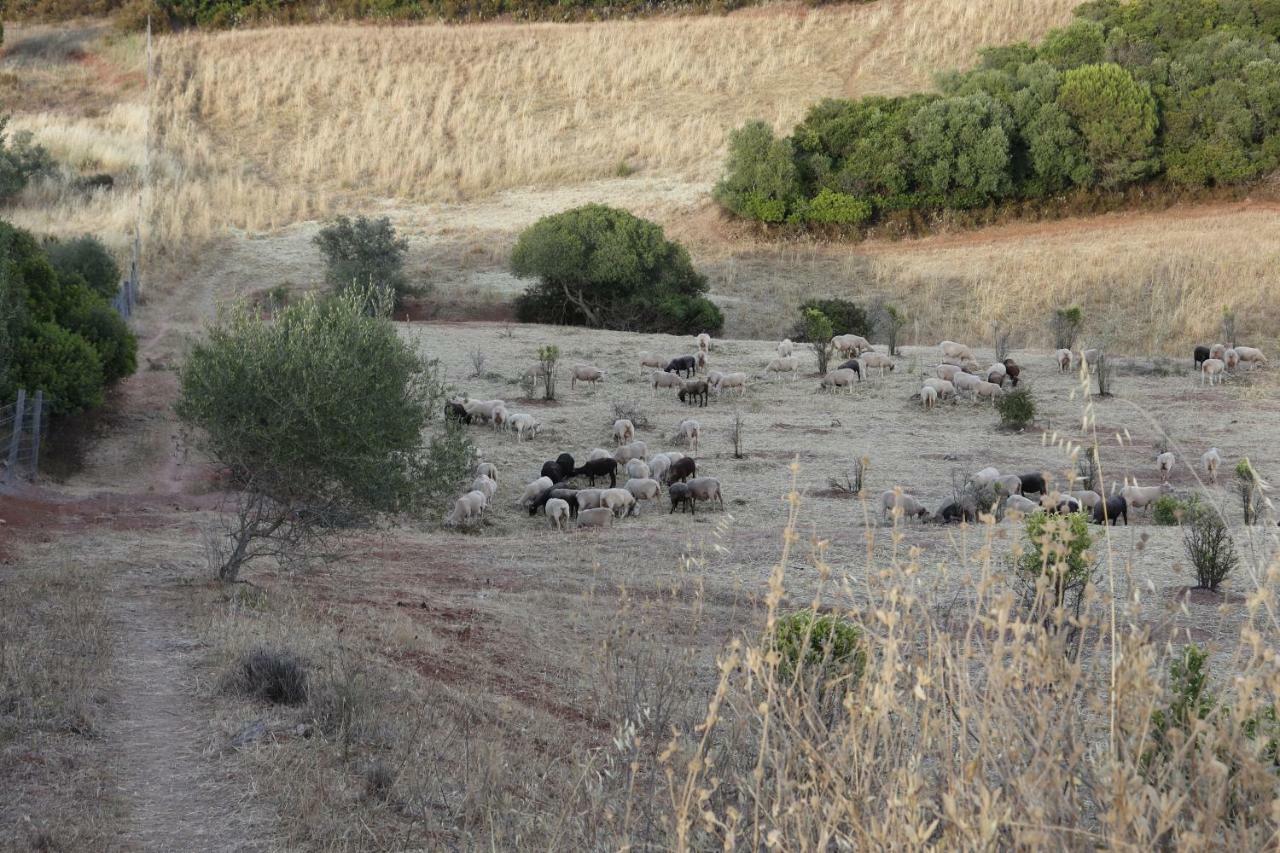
772;611;866;687
43;234;122;301
795;298;869;339
996;386;1036;429
14;321;104;415
804;188;873;226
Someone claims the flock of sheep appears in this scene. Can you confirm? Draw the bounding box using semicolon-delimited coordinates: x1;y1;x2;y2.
439;328;1267;533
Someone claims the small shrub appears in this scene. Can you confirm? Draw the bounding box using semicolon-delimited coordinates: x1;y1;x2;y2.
995;386;1036;429
730;408;745;459
0;116;54;202
313;215;411;304
43;234;121;301
1148;645;1215;764
993;324;1011;362
1184;510;1237;591
235;647;309;705
1236;458;1260;525
1051;306;1083;350
611;401;649;430
803;189;872;226
1094;350;1113;396
803;308;833;375
771;611;866;690
1152;494;1201;526
468;347;487;378
1221;307;1237;349
537;344;559;401
878;304;905;355
1017;509;1094;611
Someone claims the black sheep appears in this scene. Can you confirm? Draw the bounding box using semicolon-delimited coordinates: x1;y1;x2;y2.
1194;345;1211;367
528;484;578;517
835;359;863;379
540;460;563;482
665;356;697;378
1092;495;1128;526
555;453;575;478
669;482;694;513
574;458;618;488
667;456;696;484
1019;472;1047;496
445;401;472;424
935;500;977;524
1051;496;1082;514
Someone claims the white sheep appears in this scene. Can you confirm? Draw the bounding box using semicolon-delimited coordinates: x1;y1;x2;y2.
765;356;799;379
614;441;648;465
1235;346;1268;369
587;447;612;462
819;368;859;393
571;364;606;389
706;370;724;388
613;418;635;446
648;455;672;484
462;399;506;425
832;334;871;356
713;372;748;397
1210;343;1227;361
922;378;956;399
1201;358;1226;385
470;475;498;501
576;507;614;528
939;340;974;361
444;490;487;527
507;412;539;442
624;477;662;506
576;488;605;510
490;404;509;432
625;459;651;481
1156;451;1176;482
970;466;1001;488
1201;448;1222;485
697;333;712;352
777;338;795;357
601;487;638;518
952;372;984;393
920;385;938;410
475;462;498;483
685;477;724;511
662;451;686;463
1224;348;1240;370
1070;490;1102;510
880;489;928;522
1121;481;1174;511
860;352;895;378
1005;495;1039;515
638;351;665;378
678;419;701;454
986;363;1007;386
1056;349;1072;372
519;476;554;507
973;381;1004;402
651;370;684;393
1075;348;1100;371
545;498;570;531
995;474;1022;496
936;363;964;382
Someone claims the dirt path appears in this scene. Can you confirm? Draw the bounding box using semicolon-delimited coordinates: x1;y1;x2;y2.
107;563;279;852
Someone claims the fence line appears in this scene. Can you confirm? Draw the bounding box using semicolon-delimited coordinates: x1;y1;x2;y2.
1;389;50;485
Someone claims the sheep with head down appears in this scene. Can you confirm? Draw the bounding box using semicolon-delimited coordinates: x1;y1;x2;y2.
777;338;795;357
1201;358;1226;385
576;507;614;528
519;476;554;508
507;412;540;442
1156;451;1176;482
881;489;929;523
819;368;859;393
624;477;661;508
922;378;955;400
545;498;570;531
637;351;666;378
625;459;651;481
1005;494;1038;515
765;356;799;379
471;475;498;502
601;487;637;518
570;364;606;389
613;419;635;446
445;490;488;528
1235;346;1267;369
648;454;671;485
651;370;684;393
614;441;648;466
475;462;498;483
684;477;724;512
678;419;701;455
920;385;938;410
1202;447;1222;484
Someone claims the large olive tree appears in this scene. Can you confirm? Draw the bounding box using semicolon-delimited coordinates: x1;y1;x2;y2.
176;287;471;582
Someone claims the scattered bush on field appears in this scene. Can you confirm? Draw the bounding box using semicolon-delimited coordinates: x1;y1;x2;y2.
794;298;869;340
1235;458;1262;525
176;286;472;582
1016;509;1094;612
877;304;905;355
231;647;309;705
1094;350;1113;396
996;386;1035;429
1183;509;1236;591
313;215;412;305
802;308;833;375
0;116;54;203
771;610;866;706
512;205;722;336
1152;494;1201;526
537;344;559;401
1050;306;1083;350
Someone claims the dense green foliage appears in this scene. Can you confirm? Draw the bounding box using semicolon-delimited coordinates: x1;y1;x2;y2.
0;116;54;203
176;287;472;581
771;611;866;688
719;0;1280;228
313;215;412;304
802;308;834;374
794;298;869;339
0;221;136;414
996;386;1036;429
1183;507;1237;590
1018;510;1094;606
44;234;122;301
512;204;722;335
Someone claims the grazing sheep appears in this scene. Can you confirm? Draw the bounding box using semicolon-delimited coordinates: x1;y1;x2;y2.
1210;343;1227;361
668;482;694;514
624;477;662;506
1202;448;1222;485
679;379;709;407
1005;495;1039;514
652;370;685;392
994;474;1023;496
973;381;1004;402
540;461;564;482
1045;493;1082;514
1070;490;1102;510
1003;359;1021;387
706;370;724;388
508;412;539;441
765;356;799;379
555;453;575;478
1156;451;1176;482
475;462;498;483
528;486;578;518
685;477;724;512
545;498;570;531
471;475;498;501
1193;345;1211;367
613;419;635;446
935;500;979;524
939;340;974;360
1121;481;1174;511
463;398;506;425
1235;346;1268;369
614;441;648;466
820;368;859;393
661;451;686;463
648;454;672;484
697;333;712;352
570;364;606;390
519;476;555;508
712;372;748;397
601;487;637;518
574;458;619;488
921;385;938;410
667;456;696;484
1075;349;1099;371
445;400;472;424
638;351;666;377
1056;349;1072;372
1201;358;1226;385
777;338;795;357
576;507;614;528
1093;494;1128;526
587;447;612;462
922;378;956;399
490;404;510;433
1224;348;1240;370
625;459;651;481
832;334;871;356
576;488;605;510
1019;472;1047;496
936;363;964;382
986;363;1007;386
445;490;487;528
860;352;896;378
678;419;701;455
952;372;984;393
665;356;698;378
970;467;1002;488
880;490;929;522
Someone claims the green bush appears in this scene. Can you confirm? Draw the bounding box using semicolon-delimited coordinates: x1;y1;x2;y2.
43;234;121;300
713;121;800;224
0;116;54;203
13;321;105;415
795;298;869;339
1056;63;1159;188
995;386;1036;429
1151;494;1202;526
907;93;1016;207
313;215;411;304
771;611;866;689
67;300;138;383
802;308;833;375
1018;509;1093;607
1183;508;1237;591
802;188;873;226
511;204;721;335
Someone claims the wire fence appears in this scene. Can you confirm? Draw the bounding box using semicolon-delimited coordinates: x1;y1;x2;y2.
1;389;52;485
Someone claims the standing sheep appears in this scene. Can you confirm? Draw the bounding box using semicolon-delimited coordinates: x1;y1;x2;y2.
860;353;896;378
1202;447;1222;485
601;488;638;518
712;372;748;397
697;333;712;352
684;477;724;512
614;441;648;466
1224;348;1240;371
920;385;938;410
625;459;651;481
1235;346;1268;369
765;356;799;379
1193;345;1210;368
570;365;606;390
648;454;672;485
638;351;666;378
1200;358;1226;386
939;341;975;361
545;498;570;531
832;334;871;356
777;338;795;357
624;477;662;508
678;419;701;455
507;413;540;442
651;370;684;393
1156;451;1176;482
679;379;709;407
1056;349;1072;373
613;419;635;446
444;490;488;528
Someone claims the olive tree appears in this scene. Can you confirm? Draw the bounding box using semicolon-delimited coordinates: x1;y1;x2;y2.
177;287;472;582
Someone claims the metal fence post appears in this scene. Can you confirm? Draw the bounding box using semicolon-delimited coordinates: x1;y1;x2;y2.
29;390;43;482
6;389;25;480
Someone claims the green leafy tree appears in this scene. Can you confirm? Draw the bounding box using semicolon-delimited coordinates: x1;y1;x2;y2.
1018;509;1093;608
511;204;721;335
1057;63;1160;188
43;234;121;300
1037;19;1107;69
13;321;104;415
804;308;834;375
713;121;801;223
313;215;411;303
176;287;472;582
796;298;869;339
907;93;1016;207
